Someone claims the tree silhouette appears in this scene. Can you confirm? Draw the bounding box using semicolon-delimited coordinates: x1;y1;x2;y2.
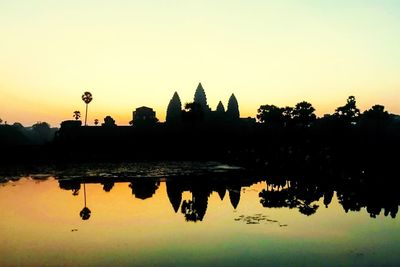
182;102;204;124
82;91;93;126
94;119;99;126
12;122;24;129
257;105;285;126
102;116;116;126
32;122;52;143
292;101;316;127
362;105;389;121
73;111;81;120
359;104;391;135
335;96;360;124
0;118;2;124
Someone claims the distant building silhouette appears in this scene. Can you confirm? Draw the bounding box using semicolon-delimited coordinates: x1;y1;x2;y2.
61;120;82;129
166;92;182;124
132;106;158;125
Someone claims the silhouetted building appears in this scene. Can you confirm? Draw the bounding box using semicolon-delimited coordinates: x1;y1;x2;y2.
61;120;82;129
216;101;225;114
240;117;256;125
132;106;158;125
166;92;182;124
227;94;240;120
194;82;211;113
166;83;244;125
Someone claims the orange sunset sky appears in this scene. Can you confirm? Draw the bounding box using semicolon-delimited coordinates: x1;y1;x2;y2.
0;1;399;126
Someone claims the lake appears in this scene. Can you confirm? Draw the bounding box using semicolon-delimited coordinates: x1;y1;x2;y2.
0;162;399;266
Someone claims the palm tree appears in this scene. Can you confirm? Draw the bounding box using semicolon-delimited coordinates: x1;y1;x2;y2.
81;91;93;126
73;111;81;120
94;119;99;126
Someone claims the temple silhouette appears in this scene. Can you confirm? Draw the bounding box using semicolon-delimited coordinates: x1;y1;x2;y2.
1;83;399;166
166;83;241;124
42;82;258;162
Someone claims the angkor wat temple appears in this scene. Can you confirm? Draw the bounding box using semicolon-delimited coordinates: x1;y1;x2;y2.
3;82;399;172
166;82;242;124
47;83;256;162
129;82;251;126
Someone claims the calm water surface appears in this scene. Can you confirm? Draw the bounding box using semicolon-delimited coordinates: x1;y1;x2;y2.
0;162;399;266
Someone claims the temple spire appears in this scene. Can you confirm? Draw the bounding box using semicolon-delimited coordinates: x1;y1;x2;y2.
216;101;225;113
227;93;240;119
194;82;208;108
166;91;182;124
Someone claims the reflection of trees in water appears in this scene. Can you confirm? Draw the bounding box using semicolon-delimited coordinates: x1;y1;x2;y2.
259;180;322;216
80;183;91;220
181;186;211;222
336;177;399;219
259;169;400;219
59;180;81;196
129;179;159;200
102;181;114;192
80;207;91;220
181;194;209;222
55;168;400;221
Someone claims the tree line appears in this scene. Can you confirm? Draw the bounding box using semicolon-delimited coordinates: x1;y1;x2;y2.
256;96;397;129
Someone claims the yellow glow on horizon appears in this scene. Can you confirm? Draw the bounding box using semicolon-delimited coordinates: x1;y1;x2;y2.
1;1;399;126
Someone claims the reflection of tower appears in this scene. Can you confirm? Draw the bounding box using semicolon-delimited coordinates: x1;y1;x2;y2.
80;183;91;220
102;181;114;192
166;181;182;213
181;186;211;222
216;185;226;200
191;190;209;221
228;187;241;209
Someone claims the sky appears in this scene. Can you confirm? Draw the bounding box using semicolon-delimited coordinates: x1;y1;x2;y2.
0;0;399;126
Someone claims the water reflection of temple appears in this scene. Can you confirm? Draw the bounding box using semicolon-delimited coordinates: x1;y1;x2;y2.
165;177;260;221
57;176;258;222
55;172;400;221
